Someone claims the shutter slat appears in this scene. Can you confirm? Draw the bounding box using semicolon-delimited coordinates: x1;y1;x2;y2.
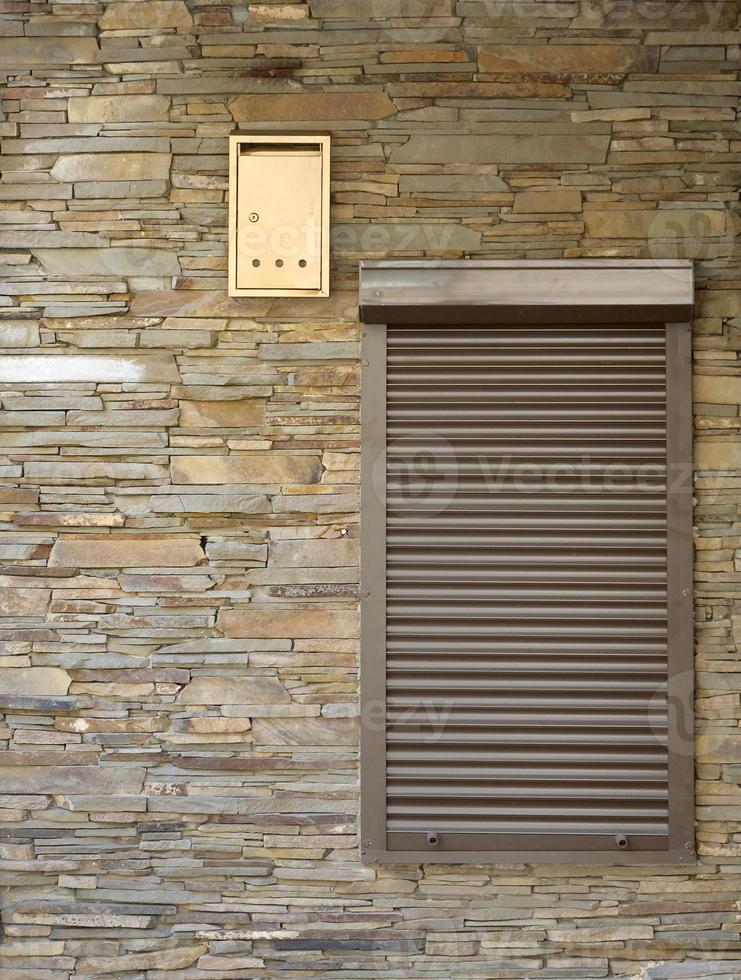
382;322;671;848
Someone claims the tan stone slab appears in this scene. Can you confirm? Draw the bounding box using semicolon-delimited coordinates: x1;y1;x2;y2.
698;290;741;317
513;190;582;213
179;399;266;428
310;0;452;14
49;538;205;569
479;44;658;74
0;588;50;618
0;353;179;383
252;716;358;745
51;152;172;183
229;91;396;122
694;375;741;405
0;37;98;65
171;454;321;485
68;95;170;123
218;606;357;639
270;538;358;568
34;247;180;277
697;733;741;762
584;208;726;238
0;667;70;696
76;946;206;974
390;134;610;164
177;675;290;705
99;0;193;29
695;441;741;470
13;513;124;527
130;289;269;317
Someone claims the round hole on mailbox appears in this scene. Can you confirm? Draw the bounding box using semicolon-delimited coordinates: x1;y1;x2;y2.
275;259;283;268
298;259;307;268
252;259;260;268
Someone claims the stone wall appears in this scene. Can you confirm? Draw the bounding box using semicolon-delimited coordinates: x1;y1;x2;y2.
0;1;740;977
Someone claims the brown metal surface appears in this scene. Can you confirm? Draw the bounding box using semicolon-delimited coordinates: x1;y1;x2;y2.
360;271;694;865
359;259;694;324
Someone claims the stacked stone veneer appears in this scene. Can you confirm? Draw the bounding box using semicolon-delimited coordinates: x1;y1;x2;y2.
0;1;740;977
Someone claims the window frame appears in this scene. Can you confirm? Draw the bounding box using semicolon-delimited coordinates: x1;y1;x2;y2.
359;259;695;866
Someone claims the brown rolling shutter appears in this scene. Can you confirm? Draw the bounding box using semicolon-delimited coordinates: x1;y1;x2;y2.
360;261;694;865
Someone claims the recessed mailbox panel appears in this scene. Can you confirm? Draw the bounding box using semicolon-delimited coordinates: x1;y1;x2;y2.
229;134;330;297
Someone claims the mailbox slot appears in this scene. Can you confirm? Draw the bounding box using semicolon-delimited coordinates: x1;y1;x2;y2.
229;134;330;297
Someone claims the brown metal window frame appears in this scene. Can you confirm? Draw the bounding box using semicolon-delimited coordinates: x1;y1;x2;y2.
359;259;695;866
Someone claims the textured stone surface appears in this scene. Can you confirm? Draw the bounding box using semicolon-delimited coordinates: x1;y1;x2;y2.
171;454;322;485
0;37;98;65
99;0;193;30
0;1;738;976
51;153;172;183
0;668;70;696
390;133;611;164
67;95;171;124
34;247;180;277
49;537;205;568
229;92;396;121
218;606;358;639
0;353;179;383
478;44;659;74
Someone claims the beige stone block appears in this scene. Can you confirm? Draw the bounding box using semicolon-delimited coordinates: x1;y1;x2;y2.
311;0;451;13
99;0;193;30
0;37;98;65
695;441;741;470
171;454;321;485
694;375;741;405
68;95;170;123
177;675;289;705
229;91;396;122
49;537;205;568
513;190;582;213
391;134;609;165
34;247;179;277
426;940;478;956
0;322;40;347
71;682;154;698
698;290;741;317
171;717;251;733
584;208;726;239
0;588;49;618
547;925;653;942
77;946;206;975
696;733;741;762
270;538;358;568
252;716;358;745
0;353;179;384
218;606;357;639
479;44;658;74
179;399;266;428
0;939;65;956
51;153;172;183
0;667;70;696
196;954;265;970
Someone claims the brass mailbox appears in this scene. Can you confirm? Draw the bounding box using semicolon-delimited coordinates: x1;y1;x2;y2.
228;133;330;298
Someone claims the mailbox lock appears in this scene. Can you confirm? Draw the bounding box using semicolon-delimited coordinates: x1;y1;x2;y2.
249;212;259;223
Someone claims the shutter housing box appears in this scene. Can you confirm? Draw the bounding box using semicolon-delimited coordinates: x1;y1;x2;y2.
360;259;694;865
